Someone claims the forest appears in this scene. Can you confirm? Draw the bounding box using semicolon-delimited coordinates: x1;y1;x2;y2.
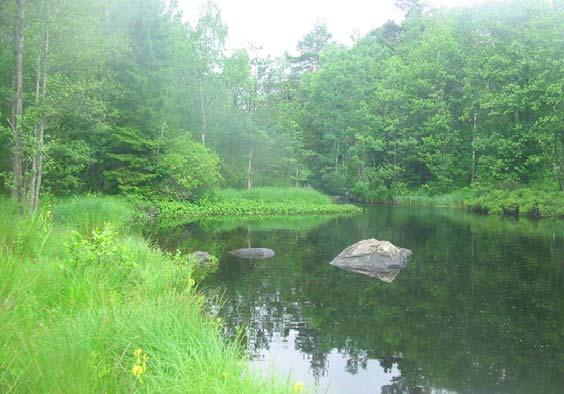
0;0;563;215
1;1;563;393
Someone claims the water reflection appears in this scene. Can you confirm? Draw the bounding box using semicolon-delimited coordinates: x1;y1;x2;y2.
157;207;564;394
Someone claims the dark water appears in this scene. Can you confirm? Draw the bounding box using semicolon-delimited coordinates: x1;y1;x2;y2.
158;206;564;394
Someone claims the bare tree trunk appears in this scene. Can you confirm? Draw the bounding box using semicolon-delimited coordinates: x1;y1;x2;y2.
555;131;564;192
29;52;41;209
247;145;253;190
295;166;299;188
11;0;25;207
156;120;166;155
199;83;207;145
471;113;477;184
30;8;49;213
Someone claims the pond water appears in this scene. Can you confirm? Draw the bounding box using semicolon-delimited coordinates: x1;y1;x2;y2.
158;206;564;394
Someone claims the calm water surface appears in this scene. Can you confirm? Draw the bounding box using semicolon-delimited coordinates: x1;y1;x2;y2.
158;206;564;394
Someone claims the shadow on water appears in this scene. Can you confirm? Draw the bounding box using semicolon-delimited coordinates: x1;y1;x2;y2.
156;206;564;394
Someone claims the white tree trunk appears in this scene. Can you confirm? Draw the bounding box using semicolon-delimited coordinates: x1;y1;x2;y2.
11;0;26;207
30;10;49;213
247;146;253;190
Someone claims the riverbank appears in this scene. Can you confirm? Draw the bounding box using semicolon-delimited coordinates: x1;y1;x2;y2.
0;196;295;393
152;187;362;228
388;188;564;218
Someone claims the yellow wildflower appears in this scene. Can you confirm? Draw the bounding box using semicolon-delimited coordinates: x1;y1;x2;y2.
132;348;148;381
292;381;304;393
188;278;196;288
132;364;144;379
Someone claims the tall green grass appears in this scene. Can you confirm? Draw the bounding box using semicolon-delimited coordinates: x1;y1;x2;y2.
390;188;564;217
52;195;134;235
0;196;297;393
216;187;333;205
392;190;472;208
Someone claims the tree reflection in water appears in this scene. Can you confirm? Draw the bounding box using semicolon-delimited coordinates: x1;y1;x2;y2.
157;207;564;394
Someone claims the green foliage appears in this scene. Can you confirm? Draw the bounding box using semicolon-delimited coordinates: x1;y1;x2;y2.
216;187;333;205
157;135;221;200
392;187;564;217
155;199;362;229
152;187;361;228
0;196;53;258
0;196;293;393
275;1;564;200
52;195;134;235
466;188;564;217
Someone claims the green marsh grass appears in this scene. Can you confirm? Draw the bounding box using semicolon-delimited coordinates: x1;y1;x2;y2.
52;195;134;235
391;188;564;218
156;187;361;228
0;196;298;394
216;187;333;205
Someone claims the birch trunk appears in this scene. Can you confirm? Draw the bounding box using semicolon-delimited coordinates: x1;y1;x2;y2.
471;113;477;184
199;83;207;145
247;146;253;190
11;0;26;207
30;9;49;213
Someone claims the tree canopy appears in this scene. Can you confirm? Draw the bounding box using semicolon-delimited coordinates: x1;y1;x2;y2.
0;0;562;207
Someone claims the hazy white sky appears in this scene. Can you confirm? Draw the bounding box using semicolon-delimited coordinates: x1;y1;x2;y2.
178;0;492;55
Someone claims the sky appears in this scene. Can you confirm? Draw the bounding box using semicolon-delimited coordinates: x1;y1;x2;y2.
178;0;492;56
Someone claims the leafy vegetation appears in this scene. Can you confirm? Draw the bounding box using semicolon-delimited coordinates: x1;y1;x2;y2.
0;0;562;391
391;188;564;217
216;187;333;205
0;0;561;217
273;0;564;211
153;187;361;228
0;196;296;393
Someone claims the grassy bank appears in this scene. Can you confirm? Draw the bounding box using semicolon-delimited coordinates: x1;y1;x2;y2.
154;187;362;228
0;196;296;393
390;188;564;218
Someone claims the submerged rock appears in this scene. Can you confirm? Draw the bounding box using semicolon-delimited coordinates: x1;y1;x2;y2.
330;239;412;282
191;251;213;264
229;248;275;260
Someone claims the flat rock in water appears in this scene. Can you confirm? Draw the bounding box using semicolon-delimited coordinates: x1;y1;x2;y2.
229;248;275;260
330;239;412;282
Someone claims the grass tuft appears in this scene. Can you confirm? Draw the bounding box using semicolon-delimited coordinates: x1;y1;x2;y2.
52;195;134;235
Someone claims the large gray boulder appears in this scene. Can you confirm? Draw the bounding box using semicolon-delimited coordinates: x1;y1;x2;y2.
330;239;412;282
229;248;275;260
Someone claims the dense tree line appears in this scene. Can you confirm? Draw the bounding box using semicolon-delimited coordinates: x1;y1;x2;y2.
0;0;292;210
279;0;564;199
0;0;563;209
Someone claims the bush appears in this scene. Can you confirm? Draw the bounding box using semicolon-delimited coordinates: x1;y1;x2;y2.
157;136;221;201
